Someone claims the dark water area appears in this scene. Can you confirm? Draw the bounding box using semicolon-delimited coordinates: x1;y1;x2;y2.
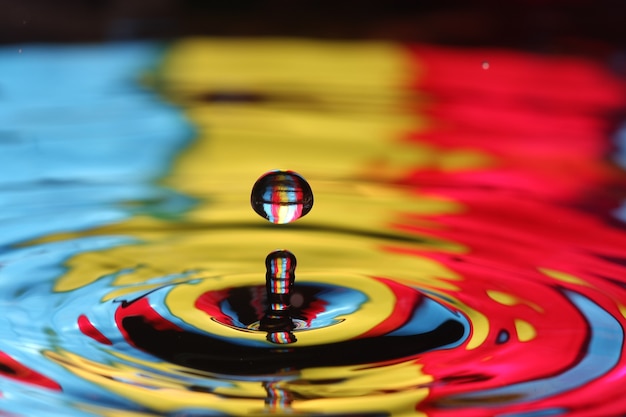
1;39;626;416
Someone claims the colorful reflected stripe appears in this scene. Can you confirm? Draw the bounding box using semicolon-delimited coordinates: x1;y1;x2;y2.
267;254;294;295
0;39;625;417
267;332;297;345
263;175;304;224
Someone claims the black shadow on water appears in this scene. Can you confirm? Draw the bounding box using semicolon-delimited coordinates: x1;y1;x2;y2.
122;316;464;375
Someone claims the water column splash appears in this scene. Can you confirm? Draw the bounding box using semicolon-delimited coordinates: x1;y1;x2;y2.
251;170;313;224
260;250;298;344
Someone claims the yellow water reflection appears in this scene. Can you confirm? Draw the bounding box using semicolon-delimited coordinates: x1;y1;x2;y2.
47;39;494;416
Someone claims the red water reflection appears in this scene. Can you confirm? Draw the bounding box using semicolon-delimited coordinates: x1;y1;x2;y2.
395;45;626;416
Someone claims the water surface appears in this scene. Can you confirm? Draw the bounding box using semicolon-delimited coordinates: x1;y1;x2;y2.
1;39;626;417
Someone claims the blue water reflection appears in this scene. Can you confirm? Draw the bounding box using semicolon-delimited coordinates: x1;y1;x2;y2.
0;43;194;246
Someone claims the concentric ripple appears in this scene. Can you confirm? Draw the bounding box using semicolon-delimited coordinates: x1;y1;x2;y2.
1;39;626;417
75;270;467;374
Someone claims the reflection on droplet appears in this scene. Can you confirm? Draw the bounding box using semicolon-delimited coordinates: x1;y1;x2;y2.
260;250;298;344
251;170;313;224
267;331;297;344
265;249;296;299
265;380;293;410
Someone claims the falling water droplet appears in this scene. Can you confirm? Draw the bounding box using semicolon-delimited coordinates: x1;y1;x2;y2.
251;170;313;224
482;61;490;70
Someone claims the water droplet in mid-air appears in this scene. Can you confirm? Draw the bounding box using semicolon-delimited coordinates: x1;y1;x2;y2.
251;170;313;224
482;61;490;70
